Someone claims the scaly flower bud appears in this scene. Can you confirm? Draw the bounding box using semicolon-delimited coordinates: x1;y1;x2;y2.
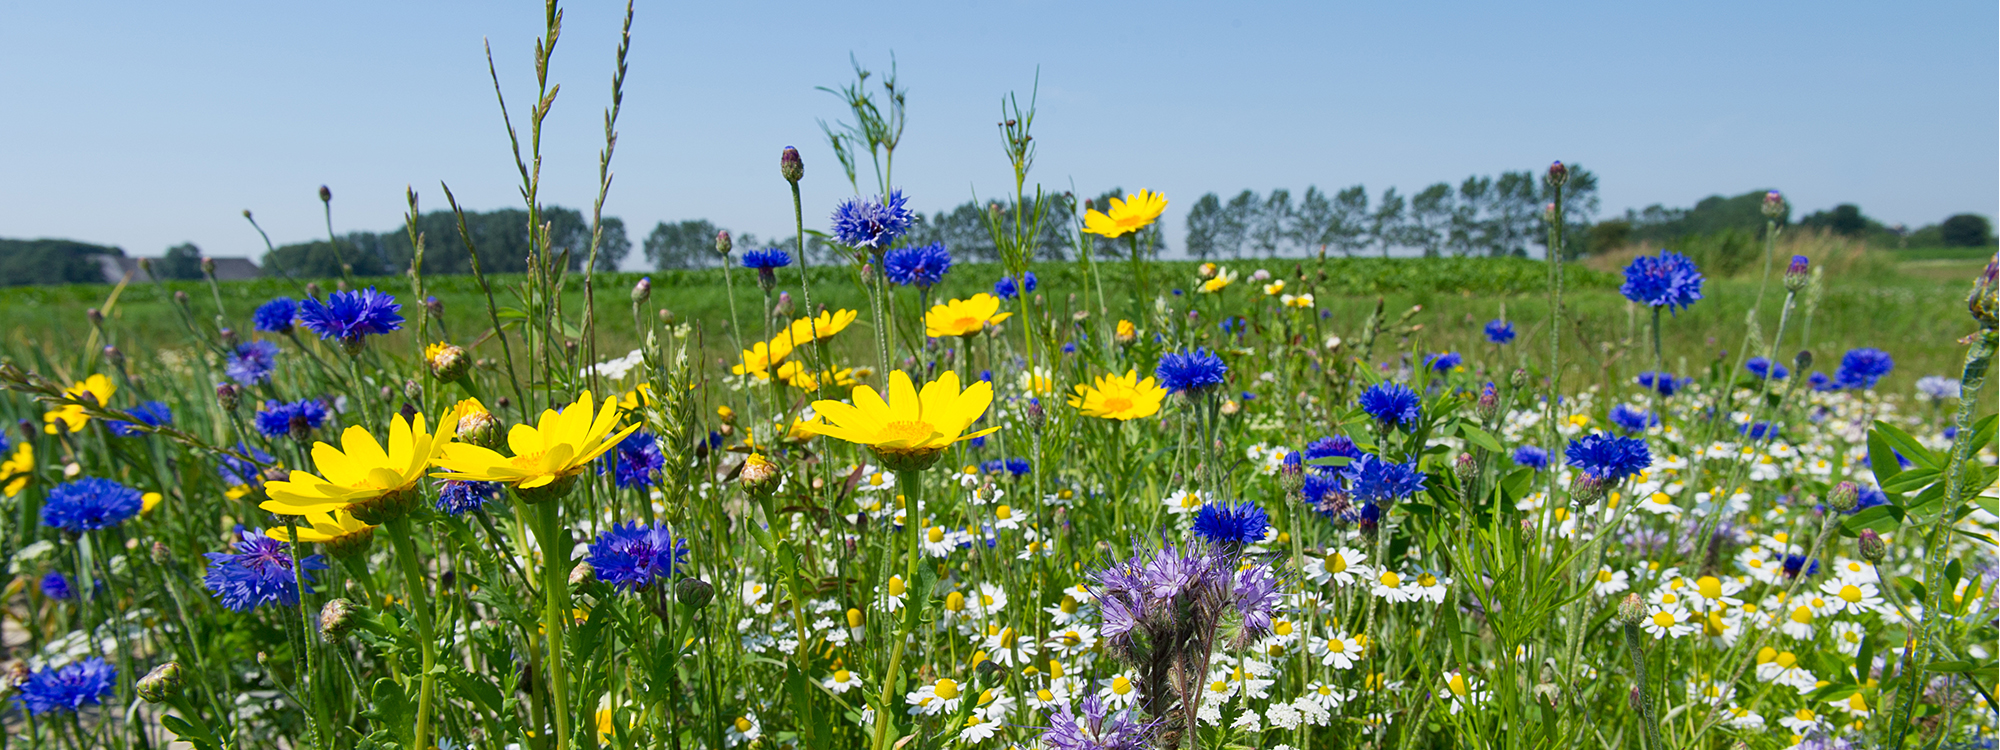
1542;202;1559;225
318;185;332;203
137;662;185;704
319;598;358;642
1571;474;1610;508
1856;529;1886;563
632;277;651;304
1453;453;1477;485
715;230;733;256
1617;593;1646;626
1546;161;1569;188
675;577;714;610
773;291;794;319
86;307;103;326
1826;481;1859;513
200;257;216;276
426;343;469;382
103;346;124;368
1476;383;1499;422
1510;368;1530;389
151;541;172;566
1761;190;1786;219
740;453;779;491
780;146;804;184
569;561;596;587
1783;255;1809;292
1793;349;1813;372
424;295;444;317
1025;399;1047;433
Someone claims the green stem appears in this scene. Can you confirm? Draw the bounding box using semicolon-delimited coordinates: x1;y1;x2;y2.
870;467;928;750
533;500;575;750
387;517;439;750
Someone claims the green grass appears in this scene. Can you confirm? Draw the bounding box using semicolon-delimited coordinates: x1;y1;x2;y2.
0;255;1980;394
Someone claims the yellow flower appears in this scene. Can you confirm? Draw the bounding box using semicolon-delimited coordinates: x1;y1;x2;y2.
1198;267;1238;294
433;391;640;491
925;294;1012;338
732;339;795;376
263;410;459;523
0;442;33;497
1282;293;1315;308
267;510;377;557
142;492;163;514
43;374;116;434
1068;370;1168;421
786;366;858;391
1081;189;1168;239
619;384;654;411
798;370;999;468
1264;280;1285;295
1115;319;1137;343
774;308;859;348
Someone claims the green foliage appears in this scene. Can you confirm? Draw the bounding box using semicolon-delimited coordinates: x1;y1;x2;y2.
158;242;206;280
0;237;120;286
1623;189;1783;244
1798;203;1877;237
1938;213;1994;247
263;206;596;278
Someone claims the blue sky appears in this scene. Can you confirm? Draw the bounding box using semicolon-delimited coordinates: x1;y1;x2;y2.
3;1;1993;268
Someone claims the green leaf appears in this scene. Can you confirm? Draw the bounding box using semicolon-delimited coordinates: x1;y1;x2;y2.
1840;504;1904;537
1873;420;1941;472
364;678;415;748
1459;424;1504;453
1868;431;1904;486
161;715;223;750
443;667;504;714
1804;682;1860;702
1881;468;1941;495
1854;633;1877;684
1926;660;1980;673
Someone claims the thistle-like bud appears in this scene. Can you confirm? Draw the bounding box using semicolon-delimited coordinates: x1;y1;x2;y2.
1617;593;1646;626
1971;260;1998;326
402;379;422;401
1546;161;1569;188
1476;383;1499;422
1783;255;1809;292
136;662;185;704
1761;190;1786;219
458;407;502;449
1826;481;1859;513
1857;529;1886;563
319;185;332;203
1;660;29;693
288;414;312;444
632;277;652;304
424;295;444;317
173;290;189;307
1453;453;1477;485
219;326;239;347
1197;262;1218;280
319;598;358;642
86;307;104;326
773;291;794;318
427;343;469;382
1571;474;1610;508
715;230;733;256
1025;400;1046;433
1279;456;1305;497
740;453;779;487
305;282;321;299
675;577;714;610
151;541;172;566
659;309;676;325
1794;349;1813;371
1510;368;1530;389
200;257;216;276
569;561;596;587
103;346;124;368
780;146;804;184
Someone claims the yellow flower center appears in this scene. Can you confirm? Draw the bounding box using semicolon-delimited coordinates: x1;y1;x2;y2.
1791;606;1814;624
927;527;945;544
996;505;1012;520
1651;611;1678;628
1328;552;1349;573
734;717;752;733
1103;397;1134;413
945;592;965;611
1059;595;1078;614
1447;674;1469;696
1327;638;1346;653
977;688;995;706
1418;574;1439;587
1112;676;1132;695
1839;585;1864;603
510;451;548;471
1037;689;1054;702
1597;569;1615;583
869;472;885;486
834;669;851;683
887;576;905;596
1274;620;1293;636
955;316;981;331
934;679;960;700
1379;571;1401;587
882;420;937;443
846;608;864;628
1697;576;1723;600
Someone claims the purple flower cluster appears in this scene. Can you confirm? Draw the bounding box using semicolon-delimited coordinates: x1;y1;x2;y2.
1039;694;1156;750
830;190;916;250
1090;539;1282;728
226;340;279;385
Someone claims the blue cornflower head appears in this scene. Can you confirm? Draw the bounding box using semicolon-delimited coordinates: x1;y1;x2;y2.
993;270;1038;299
42;477;143;533
1636;371;1686;397
1608;404;1656;434
1564;432;1652;483
202;528;325;612
1039;694;1157;750
298;288;403;345
980;459;1006;474
1192;501;1270;546
1303;435;1363;481
830;189;916;249
740;248;792;270
586;521;690;592
1357;382;1422;430
226;340;280;385
1853;485;1889;513
1062;341;1077;354
1301;472;1353;520
1155;349;1227;393
256;399;328;439
1620;249;1705;312
601;431;666;489
1808;371;1834;391
217;442;275;488
1004;457;1031;477
1484;319;1516;345
435;480;501;515
1349;454;1427;503
41;571;73;600
1513;445;1550;471
16;657;116;716
883;242;952;287
1745;357;1789;380
252;297;297;334
1739;421;1780;440
1781;553;1819;578
107;401;173;437
1835;348;1894;389
1425;352;1462;373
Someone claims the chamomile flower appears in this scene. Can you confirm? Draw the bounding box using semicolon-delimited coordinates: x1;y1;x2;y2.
1818;578;1884;615
1046;623;1099;657
1100;673;1140;709
1641;605;1694;639
980;625;1037;667
1441;670;1490;714
1371;569;1417;602
1305;547;1371;586
907;678;966;715
875;575;907;613
991;503;1023;530
1314;630;1363;670
1722;705;1767;730
1025;682;1070;710
1593;566;1631;596
824;669;863;694
1829;621;1867;657
966;582;1009;618
1779;603;1820;640
1689;575;1746;613
856;468;896;493
1776;707;1824;734
1163;488;1208;515
1302;681;1351;710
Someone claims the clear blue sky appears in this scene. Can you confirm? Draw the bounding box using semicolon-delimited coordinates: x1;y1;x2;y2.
3;1;1994;268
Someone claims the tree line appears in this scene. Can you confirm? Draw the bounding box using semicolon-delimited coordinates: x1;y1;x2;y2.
262;207;631;279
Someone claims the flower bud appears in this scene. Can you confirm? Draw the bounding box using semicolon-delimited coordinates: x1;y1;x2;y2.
1571;474;1610;508
1476;383;1499;422
151;541;172;566
716;405;736;425
427;343;469;382
1761;190;1786;219
1510;368;1530;389
1617;593;1646;626
1025;400;1046;433
424;295;444;317
1;660;28;693
1541;202;1558;225
319;598;358;642
305;282;321;299
458;408;502;449
569;561;596;587
675;577;715;610
1793;349;1813;372
1197;263;1217;280
137;662;185;704
288;414;312;444
740;453;779;490
1857;529;1886;563
173;290;190;306
658;308;676;325
403;379;422;401
103;346;124;368
1826;481;1859;513
1546;161;1569;188
1453;453;1477;485
780;146;804;184
1628;685;1644;712
632;277;652;304
318;185;332;203
1783;255;1809;292
1971;260;1998;326
773;291;794;318
715;230;732;256
201;257;216;276
86;308;104;326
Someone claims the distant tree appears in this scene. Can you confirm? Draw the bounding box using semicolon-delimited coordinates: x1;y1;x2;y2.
1587;220;1634;255
1251;189;1291;257
1219;190;1259;259
1448;176;1491;256
1328;185;1370;257
1368;187;1406;257
1489;171;1539;257
643;219;722;270
159;243;205;280
590;217;632;271
1537;163;1601;259
0;239;122;286
264;205;593;279
1797;204;1870;237
1939;213;1993;247
1184;193;1226;261
908;202;1000;262
1406;183;1453;257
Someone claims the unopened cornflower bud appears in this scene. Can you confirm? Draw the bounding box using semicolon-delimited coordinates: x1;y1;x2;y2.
1546;161;1568;188
1783;255;1809;292
1453;453;1477;485
17;419;34;444
1857;529;1886;563
1571;474;1610;508
426;343;469;381
632;277;651;304
1794;349;1813;371
1971;260;1999;325
86;307;103;326
1761;190;1786;219
424;295;444;317
403;379;422;401
319;598;358;642
103;346;124;368
1617;593;1646;626
151;541;172;566
1629;685;1644;712
1542;202;1558;224
173;290;189;307
675;577;714;610
212;382;241;411
200;257;216;276
1476;383;1499;421
569;561;596;587
305;282;321;299
378;385;394;403
1826;481;1859;513
658;309;676;325
318;185;332;203
288;414;312;444
780;146;804;184
219;327;238;348
715;230;732;256
1510;368;1530;389
773;291;794;318
1025;400;1046;433
136;662;185;704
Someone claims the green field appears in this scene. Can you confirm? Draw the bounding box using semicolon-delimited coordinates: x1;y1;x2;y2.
1;252;1985;394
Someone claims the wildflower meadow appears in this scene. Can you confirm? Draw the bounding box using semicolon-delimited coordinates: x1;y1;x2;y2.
1;5;1995;750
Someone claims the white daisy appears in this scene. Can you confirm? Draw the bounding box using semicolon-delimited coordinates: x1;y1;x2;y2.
823;668;863;694
905;678;965;716
1304;546;1371;586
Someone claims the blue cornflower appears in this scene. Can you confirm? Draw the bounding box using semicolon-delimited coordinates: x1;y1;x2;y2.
1348;454;1427;503
1155;349;1227;393
252;297;297;334
1745;357;1789;380
1564;432;1652;483
41;571;73;600
1357;382;1422;430
298;288;403;346
1484;319;1516;344
1425;352;1462;373
994;271;1038;300
1192;501;1270;546
217;443;275;488
16;657;116;716
1636;371;1686;397
1620;249;1705;312
740;248;792;270
1780;553;1819;578
1356;501;1382;533
1513;445;1550;471
1004;457;1031;477
1305;435;1362;464
202;528;326;612
883;242;952;287
1739;421;1780;440
586;522;690;592
42;477;143;534
1608;404;1655;434
256;399;328;439
107;401;173;437
1835;348;1894;389
1062;341;1077;354
830;190;916;249
980;459;1006;474
226;340;280;385
436;480;501;515
1808;371;1834;391
1853;485;1889;513
601;431;665;489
